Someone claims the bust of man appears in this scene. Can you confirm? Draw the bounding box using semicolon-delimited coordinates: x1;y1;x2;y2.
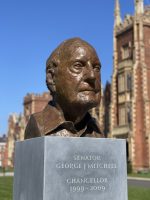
24;38;103;139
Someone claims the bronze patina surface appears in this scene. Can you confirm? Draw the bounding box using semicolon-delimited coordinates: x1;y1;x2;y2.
24;38;103;139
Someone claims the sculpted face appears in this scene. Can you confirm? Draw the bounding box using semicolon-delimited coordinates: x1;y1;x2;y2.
54;40;101;110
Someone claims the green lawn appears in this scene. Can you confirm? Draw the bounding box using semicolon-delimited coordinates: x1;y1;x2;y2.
0;177;150;200
128;186;150;200
0;176;13;200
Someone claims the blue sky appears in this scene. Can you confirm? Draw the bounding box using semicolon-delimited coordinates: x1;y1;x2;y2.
0;0;148;135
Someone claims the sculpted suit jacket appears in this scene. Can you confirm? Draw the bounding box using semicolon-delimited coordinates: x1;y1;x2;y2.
24;102;103;139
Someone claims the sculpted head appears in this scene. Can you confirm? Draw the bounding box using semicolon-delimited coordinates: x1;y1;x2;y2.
46;38;101;113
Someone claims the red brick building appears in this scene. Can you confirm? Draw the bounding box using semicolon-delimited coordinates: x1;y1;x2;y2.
0;135;8;168
111;0;150;171
7;114;26;167
7;92;51;167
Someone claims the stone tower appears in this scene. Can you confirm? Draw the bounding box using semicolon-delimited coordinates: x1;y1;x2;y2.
111;0;150;171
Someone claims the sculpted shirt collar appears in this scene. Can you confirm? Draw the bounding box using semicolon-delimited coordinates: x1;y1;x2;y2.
42;101;101;137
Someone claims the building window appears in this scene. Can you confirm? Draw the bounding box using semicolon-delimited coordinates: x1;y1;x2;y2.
118;74;125;93
127;105;132;124
119;106;126;125
127;73;132;91
121;44;130;59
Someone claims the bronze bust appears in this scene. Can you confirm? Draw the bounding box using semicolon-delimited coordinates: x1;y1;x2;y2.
24;38;103;139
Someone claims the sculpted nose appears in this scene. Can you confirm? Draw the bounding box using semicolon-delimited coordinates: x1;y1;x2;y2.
84;61;96;82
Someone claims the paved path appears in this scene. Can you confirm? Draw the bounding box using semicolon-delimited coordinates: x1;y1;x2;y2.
128;177;150;188
0;172;14;177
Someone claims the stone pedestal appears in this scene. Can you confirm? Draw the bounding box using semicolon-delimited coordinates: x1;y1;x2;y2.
13;137;127;200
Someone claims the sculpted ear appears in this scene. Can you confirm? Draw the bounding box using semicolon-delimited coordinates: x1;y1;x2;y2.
46;63;57;93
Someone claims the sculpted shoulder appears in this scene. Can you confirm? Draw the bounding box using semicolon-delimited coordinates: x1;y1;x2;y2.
24;111;44;139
